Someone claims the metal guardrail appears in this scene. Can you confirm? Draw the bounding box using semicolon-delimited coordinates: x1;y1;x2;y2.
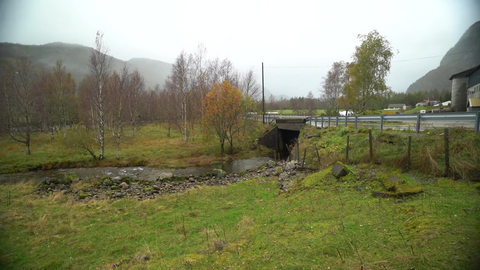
260;112;480;133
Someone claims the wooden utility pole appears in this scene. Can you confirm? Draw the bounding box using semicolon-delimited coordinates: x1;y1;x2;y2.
262;62;265;124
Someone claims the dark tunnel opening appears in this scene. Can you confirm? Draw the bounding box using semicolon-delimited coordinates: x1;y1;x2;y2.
258;118;307;160
278;129;300;158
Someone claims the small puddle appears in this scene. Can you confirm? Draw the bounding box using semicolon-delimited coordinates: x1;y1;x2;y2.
0;157;273;183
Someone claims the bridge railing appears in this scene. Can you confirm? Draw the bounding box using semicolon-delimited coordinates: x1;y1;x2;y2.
305;112;480;133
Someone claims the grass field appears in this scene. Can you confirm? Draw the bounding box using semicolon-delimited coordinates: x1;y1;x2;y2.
271;109;325;115
0;122;270;174
0;165;479;269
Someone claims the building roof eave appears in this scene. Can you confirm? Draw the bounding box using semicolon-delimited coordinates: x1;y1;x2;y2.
449;64;480;80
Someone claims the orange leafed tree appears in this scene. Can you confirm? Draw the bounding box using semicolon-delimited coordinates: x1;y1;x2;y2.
202;81;245;156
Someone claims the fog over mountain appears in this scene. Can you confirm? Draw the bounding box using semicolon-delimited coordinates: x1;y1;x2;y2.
1;0;479;97
406;21;480;93
0;42;172;90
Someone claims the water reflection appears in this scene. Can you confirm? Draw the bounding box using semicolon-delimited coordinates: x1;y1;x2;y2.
0;157;273;182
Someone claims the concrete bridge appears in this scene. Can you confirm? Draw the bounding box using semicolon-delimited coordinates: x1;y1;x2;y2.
259;118;307;158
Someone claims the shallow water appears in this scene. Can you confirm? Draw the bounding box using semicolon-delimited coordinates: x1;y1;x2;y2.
0;157;273;182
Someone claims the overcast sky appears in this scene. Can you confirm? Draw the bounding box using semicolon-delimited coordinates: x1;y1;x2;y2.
1;0;479;98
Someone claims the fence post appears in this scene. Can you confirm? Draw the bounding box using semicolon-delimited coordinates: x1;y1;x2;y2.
346;135;350;161
407;136;412;171
336;116;339;127
416;114;421;134
380;115;384;132
302;148;307;168
444;128;450;177
314;144;321;168
296;141;300;163
328;117;331;127
369;129;373;162
355;116;358;130
315;117;317;129
345;115;348;127
475;111;480;133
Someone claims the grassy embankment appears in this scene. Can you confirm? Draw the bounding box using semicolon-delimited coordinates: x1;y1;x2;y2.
0;122;270;174
299;126;480;179
0;125;479;269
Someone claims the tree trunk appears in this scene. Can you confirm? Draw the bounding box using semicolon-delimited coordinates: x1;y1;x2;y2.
116;131;121;160
61;104;67;139
99;102;105;160
26;134;31;155
131;120;135;138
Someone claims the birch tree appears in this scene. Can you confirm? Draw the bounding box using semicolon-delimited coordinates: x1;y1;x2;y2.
321;61;349;115
108;64;129;159
88;31;111;160
127;70;144;137
166;51;190;142
344;30;394;113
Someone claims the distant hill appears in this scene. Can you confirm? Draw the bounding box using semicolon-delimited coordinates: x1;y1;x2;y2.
0;42;172;90
406;21;480;94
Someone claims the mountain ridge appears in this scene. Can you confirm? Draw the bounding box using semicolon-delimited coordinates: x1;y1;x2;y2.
0;42;172;90
406;21;480;93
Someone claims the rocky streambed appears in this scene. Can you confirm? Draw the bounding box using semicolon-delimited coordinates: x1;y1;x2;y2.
31;158;424;201
35;160;305;201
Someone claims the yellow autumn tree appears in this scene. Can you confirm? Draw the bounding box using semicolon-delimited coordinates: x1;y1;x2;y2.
202;81;245;156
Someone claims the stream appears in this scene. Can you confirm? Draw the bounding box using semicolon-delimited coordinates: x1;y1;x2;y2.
0;157;273;183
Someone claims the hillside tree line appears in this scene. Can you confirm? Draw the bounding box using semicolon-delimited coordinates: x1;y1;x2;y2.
0;32;261;157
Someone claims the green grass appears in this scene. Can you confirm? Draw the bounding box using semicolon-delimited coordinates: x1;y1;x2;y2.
404;106;438;114
300;126;480;180
271;109;325;115
0;122;271;173
0;166;479;269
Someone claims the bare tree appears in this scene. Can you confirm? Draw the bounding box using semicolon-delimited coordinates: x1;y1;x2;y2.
127;70;144;138
88;31;111;160
36;69;56;138
50;60;76;139
240;68;260;100
108;64;130;159
166;51;190;142
306;91;316;115
1;56;38;154
321;61;349;115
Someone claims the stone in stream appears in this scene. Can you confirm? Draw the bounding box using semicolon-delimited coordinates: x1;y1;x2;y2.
119;182;129;190
212;169;227;178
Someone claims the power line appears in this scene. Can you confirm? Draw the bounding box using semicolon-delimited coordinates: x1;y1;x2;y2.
264;50;474;69
394;50;471;62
